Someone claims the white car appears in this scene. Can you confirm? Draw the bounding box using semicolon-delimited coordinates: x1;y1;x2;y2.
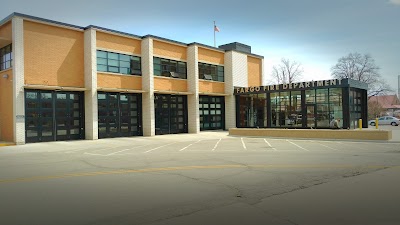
369;116;400;126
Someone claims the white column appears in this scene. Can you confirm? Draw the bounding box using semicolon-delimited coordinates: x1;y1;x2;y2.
141;37;155;136
224;51;248;129
187;45;199;133
84;28;98;140
12;17;25;145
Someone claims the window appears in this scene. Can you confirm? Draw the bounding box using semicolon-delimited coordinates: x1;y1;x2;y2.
198;62;224;82
153;57;187;79
0;44;12;71
97;50;141;75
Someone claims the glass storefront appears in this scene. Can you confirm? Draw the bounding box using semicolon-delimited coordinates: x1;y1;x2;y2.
237;94;267;128
235;79;368;129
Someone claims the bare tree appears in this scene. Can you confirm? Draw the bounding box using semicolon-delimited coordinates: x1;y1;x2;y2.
331;52;392;98
368;100;384;119
271;58;303;84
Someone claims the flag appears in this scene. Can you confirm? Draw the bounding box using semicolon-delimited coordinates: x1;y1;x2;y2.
214;25;220;32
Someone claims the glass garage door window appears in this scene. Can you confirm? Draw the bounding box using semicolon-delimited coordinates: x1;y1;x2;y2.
199;96;224;130
25;90;84;143
154;94;188;135
97;92;142;138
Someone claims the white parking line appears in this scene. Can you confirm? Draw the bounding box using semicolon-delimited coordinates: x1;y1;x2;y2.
108;144;151;155
264;139;277;151
211;139;222;151
241;138;247;150
312;141;338;151
144;142;177;153
179;140;202;151
286;140;309;151
84;152;110;156
64;147;97;153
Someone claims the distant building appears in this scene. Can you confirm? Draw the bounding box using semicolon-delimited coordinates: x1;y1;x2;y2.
368;95;400;117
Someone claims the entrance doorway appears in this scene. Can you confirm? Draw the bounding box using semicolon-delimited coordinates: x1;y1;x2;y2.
155;94;187;135
25;90;84;143
306;104;316;128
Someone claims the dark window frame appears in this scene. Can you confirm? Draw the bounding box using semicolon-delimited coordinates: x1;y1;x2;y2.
96;50;141;75
0;44;12;71
153;57;187;79
198;62;224;82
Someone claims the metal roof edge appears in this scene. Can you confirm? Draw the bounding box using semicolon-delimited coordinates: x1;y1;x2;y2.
143;35;188;46
0;12;15;26
87;25;142;39
188;42;225;52
12;12;84;30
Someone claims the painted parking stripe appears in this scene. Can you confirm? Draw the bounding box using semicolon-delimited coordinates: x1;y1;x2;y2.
144;142;177;153
108;145;151;155
264;139;277;151
241;138;247;150
179;140;202;151
311;141;339;151
211;139;222;151
286;140;309;151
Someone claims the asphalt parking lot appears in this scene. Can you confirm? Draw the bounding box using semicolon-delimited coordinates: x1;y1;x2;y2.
0;131;399;225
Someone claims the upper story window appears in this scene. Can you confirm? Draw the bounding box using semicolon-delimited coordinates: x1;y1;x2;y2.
153;57;187;79
97;50;141;75
0;44;12;71
198;62;224;82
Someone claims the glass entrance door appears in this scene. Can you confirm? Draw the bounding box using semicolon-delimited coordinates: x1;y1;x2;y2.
306;104;316;128
155;94;187;135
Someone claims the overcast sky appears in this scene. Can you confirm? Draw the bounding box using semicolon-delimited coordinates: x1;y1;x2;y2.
1;0;399;91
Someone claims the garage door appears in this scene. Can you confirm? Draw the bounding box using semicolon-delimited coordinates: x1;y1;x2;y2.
25;90;84;143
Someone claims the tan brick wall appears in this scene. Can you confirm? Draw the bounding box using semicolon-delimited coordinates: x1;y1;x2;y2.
24;20;84;87
247;56;262;86
154;77;188;92
96;31;141;55
199;80;225;94
0;69;13;142
198;47;224;64
97;73;142;90
153;40;187;60
0;21;12;48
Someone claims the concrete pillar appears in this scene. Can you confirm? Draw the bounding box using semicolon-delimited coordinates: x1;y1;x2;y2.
224;51;248;129
187;45;200;133
12;17;25;144
141;37;155;136
84;28;98;140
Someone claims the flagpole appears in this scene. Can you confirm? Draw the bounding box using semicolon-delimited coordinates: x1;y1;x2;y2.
214;21;216;47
